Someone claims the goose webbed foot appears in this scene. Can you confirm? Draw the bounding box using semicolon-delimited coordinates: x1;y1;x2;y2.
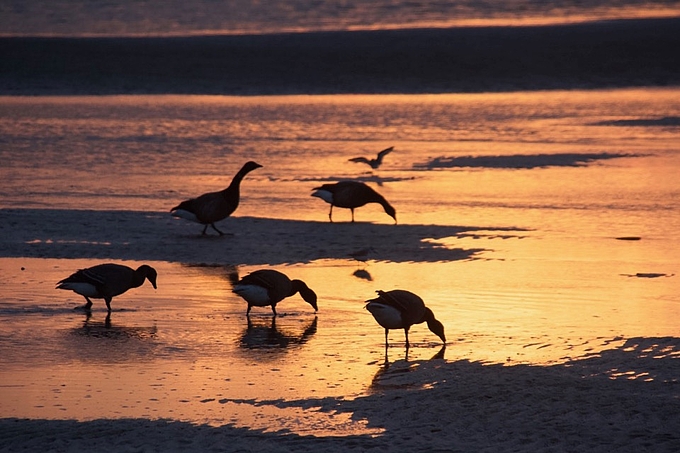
74;298;93;312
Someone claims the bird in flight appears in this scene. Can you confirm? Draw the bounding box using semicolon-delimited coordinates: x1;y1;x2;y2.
349;146;394;169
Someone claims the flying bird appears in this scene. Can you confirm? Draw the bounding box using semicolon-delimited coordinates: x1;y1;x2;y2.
365;289;446;348
349;146;394;169
171;161;262;235
311;180;397;223
232;269;318;316
56;263;158;312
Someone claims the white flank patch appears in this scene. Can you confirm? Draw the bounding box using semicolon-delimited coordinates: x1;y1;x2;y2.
232;285;270;306
311;189;333;203
57;282;99;298
366;303;403;329
171;209;199;222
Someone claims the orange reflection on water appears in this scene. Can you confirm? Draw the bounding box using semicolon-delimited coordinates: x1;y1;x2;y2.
1;217;679;430
1;88;679;434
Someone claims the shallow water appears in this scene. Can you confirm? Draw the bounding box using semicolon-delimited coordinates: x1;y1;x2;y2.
1;89;679;435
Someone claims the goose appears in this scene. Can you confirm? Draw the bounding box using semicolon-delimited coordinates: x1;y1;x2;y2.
365;289;445;348
171;161;262;235
232;269;318;316
349;146;394;169
56;263;158;312
311;180;397;223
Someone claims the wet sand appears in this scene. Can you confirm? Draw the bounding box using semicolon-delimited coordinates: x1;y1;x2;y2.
1;86;679;450
1;205;679;451
2;337;680;452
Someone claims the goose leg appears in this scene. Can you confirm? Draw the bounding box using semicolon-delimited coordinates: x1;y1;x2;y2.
105;297;112;313
201;224;209;235
404;327;411;349
328;205;334;223
81;297;93;311
211;223;225;236
351;208;355;222
247;304;252;316
384;328;389;348
271;305;278;317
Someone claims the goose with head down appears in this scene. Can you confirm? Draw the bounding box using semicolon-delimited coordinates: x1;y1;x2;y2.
311;180;396;223
232;269;318;316
365;289;445;348
171;161;262;235
56;263;158;312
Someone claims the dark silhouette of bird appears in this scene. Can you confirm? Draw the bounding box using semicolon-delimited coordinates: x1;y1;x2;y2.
348;247;376;262
171;161;262;235
352;269;373;281
311;180;397;223
365;289;445;348
232;269;318;316
239;316;318;350
349;146;394;169
56;263;158;312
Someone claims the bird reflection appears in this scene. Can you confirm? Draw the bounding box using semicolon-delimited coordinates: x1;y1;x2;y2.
72;312;157;340
349;247;375;281
369;345;446;393
353;269;373;281
238;316;318;351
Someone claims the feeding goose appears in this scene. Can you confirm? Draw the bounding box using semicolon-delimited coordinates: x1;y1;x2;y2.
171;161;262;235
311;180;396;223
56;263;158;312
232;269;318;316
365;289;445;348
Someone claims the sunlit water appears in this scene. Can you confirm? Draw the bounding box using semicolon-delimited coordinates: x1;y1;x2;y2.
1;89;679;434
2;0;679;36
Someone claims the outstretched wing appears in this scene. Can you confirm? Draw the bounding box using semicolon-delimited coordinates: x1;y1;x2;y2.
376;146;394;162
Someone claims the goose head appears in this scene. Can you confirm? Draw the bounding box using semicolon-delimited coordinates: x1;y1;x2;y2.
139;265;158;289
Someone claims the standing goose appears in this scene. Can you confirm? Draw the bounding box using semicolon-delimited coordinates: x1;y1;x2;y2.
365;289;445;348
311;180;397;223
232;269;318;316
56;263;158;312
349;146;394;169
171;161;262;235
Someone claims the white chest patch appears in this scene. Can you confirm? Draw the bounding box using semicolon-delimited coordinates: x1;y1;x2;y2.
233;285;271;306
366;303;403;329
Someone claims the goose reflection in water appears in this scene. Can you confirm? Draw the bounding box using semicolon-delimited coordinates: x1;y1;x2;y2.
369;345;446;393
66;312;159;364
238;316;318;351
73;312;158;340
